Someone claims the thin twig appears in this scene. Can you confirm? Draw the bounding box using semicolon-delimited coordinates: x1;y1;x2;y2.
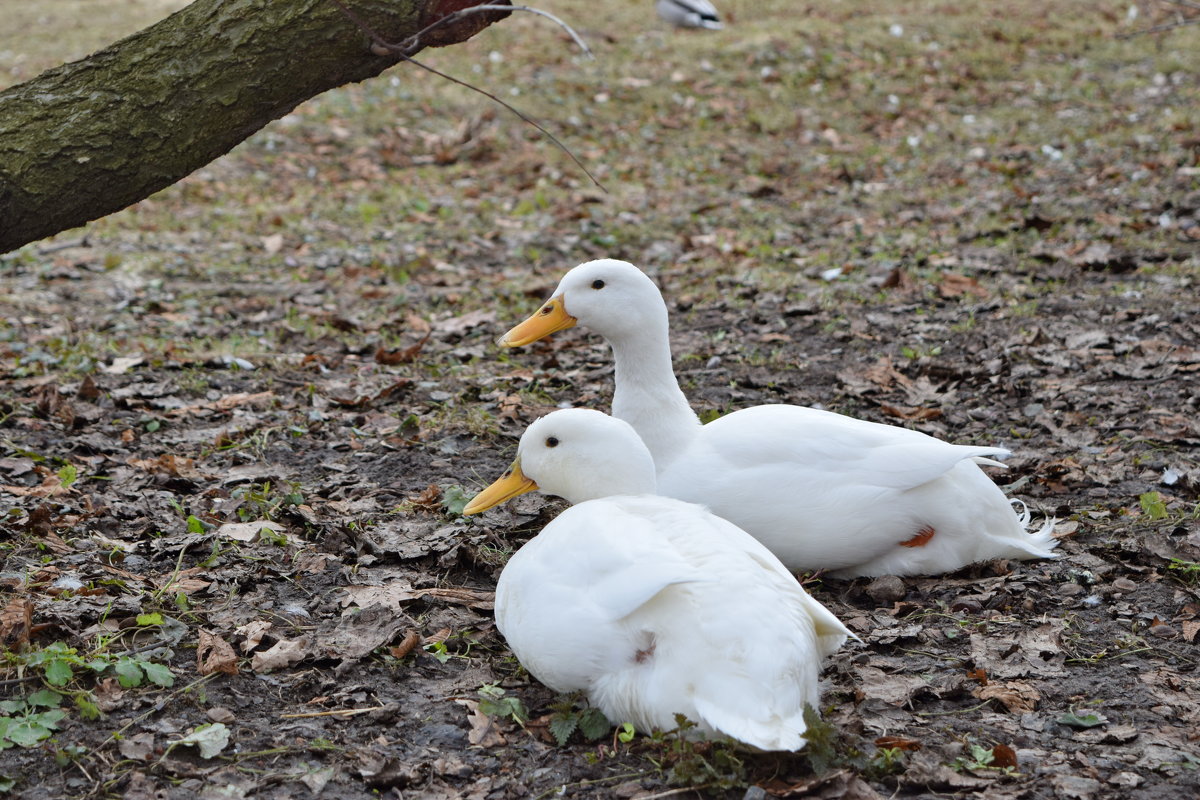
279;705;386;719
328;0;606;192
1116;17;1200;38
1116;0;1200;38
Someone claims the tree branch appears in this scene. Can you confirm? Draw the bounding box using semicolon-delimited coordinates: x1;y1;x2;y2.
330;0;605;191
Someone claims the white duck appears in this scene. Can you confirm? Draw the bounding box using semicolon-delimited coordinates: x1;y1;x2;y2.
463;409;852;751
498;259;1058;578
656;0;723;30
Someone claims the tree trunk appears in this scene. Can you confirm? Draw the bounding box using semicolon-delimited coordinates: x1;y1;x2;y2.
0;0;508;254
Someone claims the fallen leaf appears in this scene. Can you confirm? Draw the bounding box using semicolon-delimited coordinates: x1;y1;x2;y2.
857;666;930;706
389;630;422;659
375;332;430;365
235;620;273;653
250;637;309;672
197;630;239;676
0;596;33;646
974;681;1041;713
101;356;144;375
216;520;288;543
990;743;1019;769
455;699;506;747
118;732;156;761
880;403;943;421
875;736;922;752
171;722;230;759
938;272;989;298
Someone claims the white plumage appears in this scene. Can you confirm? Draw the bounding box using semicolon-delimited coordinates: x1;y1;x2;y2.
656;0;723;30
499;259;1058;578
464;409;852;750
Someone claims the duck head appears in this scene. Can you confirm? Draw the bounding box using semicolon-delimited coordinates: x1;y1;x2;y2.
463;408;657;513
499;259;668;348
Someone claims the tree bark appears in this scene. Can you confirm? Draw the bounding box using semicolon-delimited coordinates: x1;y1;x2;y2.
0;0;508;254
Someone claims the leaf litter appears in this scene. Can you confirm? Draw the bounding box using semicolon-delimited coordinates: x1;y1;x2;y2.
2;0;1200;798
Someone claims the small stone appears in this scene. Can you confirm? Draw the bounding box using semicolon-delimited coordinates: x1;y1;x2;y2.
1109;771;1143;788
865;575;906;604
742;788;768;800
1111;577;1137;593
612;781;644;799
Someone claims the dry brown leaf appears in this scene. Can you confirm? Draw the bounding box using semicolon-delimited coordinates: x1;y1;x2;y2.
1182;620;1200;642
375;332;430;365
990;743;1019;769
235;620;273;653
127;454;205;480
875;735;923;752
168;391;275;417
880;403;943;421
93;677;127;712
0;596;33;646
156;566;211;596
974;680;1041;713
857;666;929;706
389;631;422;659
406;484;443;512
0;473;72;498
197;630;240;676
938;272;989;298
117;732;156;761
250;637;309;672
455;699;506;747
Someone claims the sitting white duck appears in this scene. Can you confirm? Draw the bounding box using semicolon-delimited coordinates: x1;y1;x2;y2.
498;259;1058;578
464;409;852;751
656;0;723;30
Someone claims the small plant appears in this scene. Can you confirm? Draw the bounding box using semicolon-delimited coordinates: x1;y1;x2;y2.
1139;491;1168;521
952;743;996;771
0;690;67;749
546;697;611;746
1057;708;1108;729
642;716;746;790
868;745;907;776
476;683;528;727
441;485;471;516
1167;558;1200;585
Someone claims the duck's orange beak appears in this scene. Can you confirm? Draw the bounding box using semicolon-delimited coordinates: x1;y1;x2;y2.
462;459;538;515
499;296;577;347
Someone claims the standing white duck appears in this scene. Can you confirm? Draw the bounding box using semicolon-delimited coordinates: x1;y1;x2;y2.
656;0;723;30
498;259;1058;578
463;409;852;751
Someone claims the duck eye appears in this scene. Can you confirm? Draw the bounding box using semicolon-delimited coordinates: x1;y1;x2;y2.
591;279;605;290
545;436;559;448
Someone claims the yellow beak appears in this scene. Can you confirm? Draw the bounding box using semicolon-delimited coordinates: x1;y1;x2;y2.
462;459;539;515
499;296;577;347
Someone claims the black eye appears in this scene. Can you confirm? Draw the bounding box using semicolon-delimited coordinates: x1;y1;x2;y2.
591;279;605;290
545;436;559;448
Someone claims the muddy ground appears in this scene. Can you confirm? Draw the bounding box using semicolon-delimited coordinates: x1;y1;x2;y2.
1;1;1199;798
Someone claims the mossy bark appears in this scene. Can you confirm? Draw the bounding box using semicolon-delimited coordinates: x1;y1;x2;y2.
0;0;508;253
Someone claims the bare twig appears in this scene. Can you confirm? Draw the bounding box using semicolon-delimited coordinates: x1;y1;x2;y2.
1116;0;1200;38
328;0;606;192
1116;17;1200;38
280;705;387;719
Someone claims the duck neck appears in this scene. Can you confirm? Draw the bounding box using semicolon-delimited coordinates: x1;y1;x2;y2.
608;325;701;470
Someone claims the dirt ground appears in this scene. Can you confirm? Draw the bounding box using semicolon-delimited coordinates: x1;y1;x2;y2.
1;1;1199;798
